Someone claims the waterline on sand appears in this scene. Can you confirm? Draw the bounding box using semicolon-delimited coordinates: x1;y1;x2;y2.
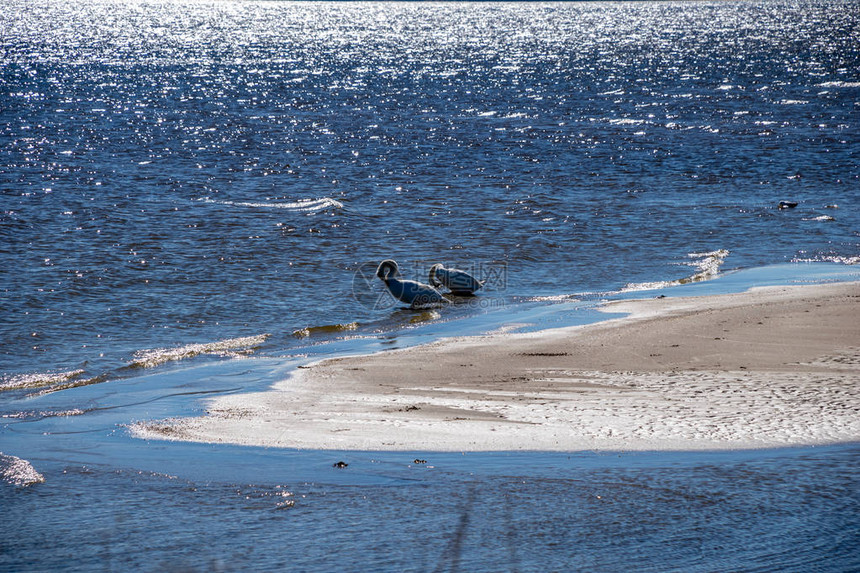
134;281;860;452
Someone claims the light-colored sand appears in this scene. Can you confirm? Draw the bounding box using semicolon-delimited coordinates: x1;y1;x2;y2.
135;281;860;451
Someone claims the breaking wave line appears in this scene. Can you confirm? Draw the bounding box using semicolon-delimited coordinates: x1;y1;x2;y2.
197;197;343;212
129;334;271;369
623;249;730;292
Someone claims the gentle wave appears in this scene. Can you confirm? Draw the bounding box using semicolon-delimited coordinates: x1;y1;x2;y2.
129;334;271;369
197;197;343;213
623;249;730;292
793;255;860;265
29;374;110;397
0;369;86;391
292;322;359;339
408;310;442;324
520;294;582;303
2;409;86;420
816;81;860;88
0;453;45;487
3;336;271;396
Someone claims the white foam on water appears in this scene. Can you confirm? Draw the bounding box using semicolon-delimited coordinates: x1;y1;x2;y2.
2;408;86;420
197;197;343;213
0;453;45;487
522;294;581;303
816;81;860;88
608;118;646;125
126;419;184;441
0;369;86;391
686;249;730;279
792;255;860;265
623;249;730;292
622;279;677;292
129;334;271;369
292;322;360;339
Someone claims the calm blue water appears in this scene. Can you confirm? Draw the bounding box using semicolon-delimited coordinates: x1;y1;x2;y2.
1;0;859;570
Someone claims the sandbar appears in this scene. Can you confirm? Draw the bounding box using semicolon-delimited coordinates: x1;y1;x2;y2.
136;281;860;451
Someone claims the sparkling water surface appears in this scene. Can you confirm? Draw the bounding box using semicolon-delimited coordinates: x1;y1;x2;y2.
1;0;859;570
2;0;858;382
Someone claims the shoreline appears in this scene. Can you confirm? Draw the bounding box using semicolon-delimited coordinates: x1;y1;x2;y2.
135;281;860;452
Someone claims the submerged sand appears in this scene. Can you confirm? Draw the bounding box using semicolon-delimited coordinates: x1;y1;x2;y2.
136;282;860;451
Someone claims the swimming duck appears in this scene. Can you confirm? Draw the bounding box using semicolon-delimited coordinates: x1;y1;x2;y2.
428;263;484;295
376;259;446;308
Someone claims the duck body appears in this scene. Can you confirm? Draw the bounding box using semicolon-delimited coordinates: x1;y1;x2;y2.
376;259;446;308
428;264;484;295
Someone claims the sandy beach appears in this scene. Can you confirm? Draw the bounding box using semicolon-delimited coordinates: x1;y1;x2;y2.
137;281;860;451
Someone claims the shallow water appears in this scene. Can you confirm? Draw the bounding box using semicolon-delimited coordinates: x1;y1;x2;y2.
1;0;859;570
2;263;858;571
3;443;859;572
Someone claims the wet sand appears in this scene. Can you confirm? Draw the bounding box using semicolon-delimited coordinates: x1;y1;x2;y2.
136;282;860;451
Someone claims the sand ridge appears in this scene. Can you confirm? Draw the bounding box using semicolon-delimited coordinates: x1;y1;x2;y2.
134;282;860;451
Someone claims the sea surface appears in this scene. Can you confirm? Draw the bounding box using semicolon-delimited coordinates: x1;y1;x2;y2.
1;0;859;570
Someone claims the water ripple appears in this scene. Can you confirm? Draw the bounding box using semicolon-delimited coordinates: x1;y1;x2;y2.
1;0;858;385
